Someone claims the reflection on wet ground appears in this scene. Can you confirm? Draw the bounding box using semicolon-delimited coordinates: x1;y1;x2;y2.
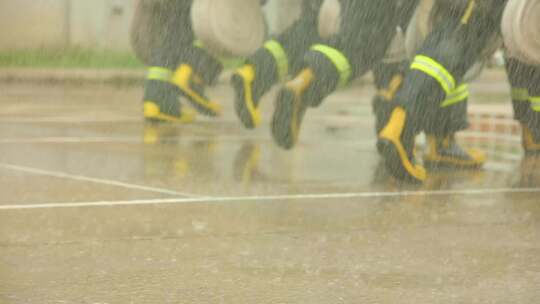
1;76;539;303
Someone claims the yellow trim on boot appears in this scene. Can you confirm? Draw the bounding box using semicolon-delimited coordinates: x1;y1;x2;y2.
143;101;197;124
285;69;315;143
424;148;486;167
377;74;404;101
461;0;477;24
235;65;262;127
286;69;315;95
171;64;222;116
379;107;427;181
424;136;486;167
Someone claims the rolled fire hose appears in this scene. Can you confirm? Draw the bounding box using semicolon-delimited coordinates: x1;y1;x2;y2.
191;0;266;57
318;0;341;39
502;0;540;65
383;29;408;64
404;0;434;60
318;0;407;64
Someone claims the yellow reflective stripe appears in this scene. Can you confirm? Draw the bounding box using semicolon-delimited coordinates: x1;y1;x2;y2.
146;67;173;82
511;88;529;101
530;96;540;112
411;55;456;95
441;84;469;107
311;44;352;88
264;40;289;81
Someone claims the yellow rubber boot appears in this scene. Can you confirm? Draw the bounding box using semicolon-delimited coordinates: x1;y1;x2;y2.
377;107;427;183
171;64;222;117
373;73;403;136
142;76;197;124
423;134;486;169
271;68;314;150
143;101;197;124
231;65;262;129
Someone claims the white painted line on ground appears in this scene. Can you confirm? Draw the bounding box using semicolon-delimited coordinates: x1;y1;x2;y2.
0;163;204;198
2;187;539;211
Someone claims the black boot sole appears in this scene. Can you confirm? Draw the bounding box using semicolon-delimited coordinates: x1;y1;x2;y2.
272;89;298;150
377;139;424;184
182;94;219;117
232;74;257;129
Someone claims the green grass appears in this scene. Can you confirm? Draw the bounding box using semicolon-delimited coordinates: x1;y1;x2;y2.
0;48;144;69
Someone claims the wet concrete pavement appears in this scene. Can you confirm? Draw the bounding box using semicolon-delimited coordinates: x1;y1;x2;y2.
1;73;539;303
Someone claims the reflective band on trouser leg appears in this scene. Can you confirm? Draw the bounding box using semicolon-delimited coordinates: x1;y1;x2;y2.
264;40;289;82
511;88;529;102
530;96;540;112
310;44;352;88
146;67;174;82
411;55;456;95
441;84;469;107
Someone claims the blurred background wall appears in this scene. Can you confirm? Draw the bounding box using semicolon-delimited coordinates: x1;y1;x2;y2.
0;0;301;52
0;0;68;50
0;0;133;51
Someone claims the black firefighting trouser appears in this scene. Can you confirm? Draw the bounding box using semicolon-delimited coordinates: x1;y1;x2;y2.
393;0;507;136
245;0;325;100
247;0;417;102
276;0;418;106
506;58;540;139
130;0;222;84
